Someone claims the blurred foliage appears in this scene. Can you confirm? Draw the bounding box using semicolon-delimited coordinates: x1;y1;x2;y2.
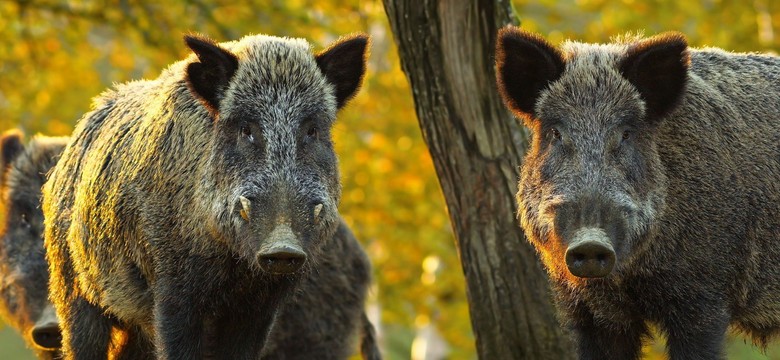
0;327;35;360
515;0;780;53
0;0;779;359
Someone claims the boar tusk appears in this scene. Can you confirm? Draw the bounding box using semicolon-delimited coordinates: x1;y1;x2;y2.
239;196;251;221
313;203;323;223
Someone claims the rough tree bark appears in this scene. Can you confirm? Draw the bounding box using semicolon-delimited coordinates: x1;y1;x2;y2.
382;1;574;358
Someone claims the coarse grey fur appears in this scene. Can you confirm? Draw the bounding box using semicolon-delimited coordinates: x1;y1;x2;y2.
43;32;376;359
0;130;67;359
496;27;780;359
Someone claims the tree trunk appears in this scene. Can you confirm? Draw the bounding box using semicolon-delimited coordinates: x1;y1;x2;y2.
382;1;574;358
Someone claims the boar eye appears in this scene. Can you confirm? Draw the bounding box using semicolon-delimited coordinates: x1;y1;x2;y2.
240;124;254;143
306;126;319;141
621;130;632;143
549;128;561;141
20;214;31;229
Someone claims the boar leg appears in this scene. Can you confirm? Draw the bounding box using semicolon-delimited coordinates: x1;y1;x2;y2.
48;240;113;360
662;308;728;360
211;305;276;360
152;276;206;360
60;297;113;360
569;305;646;360
112;325;155;360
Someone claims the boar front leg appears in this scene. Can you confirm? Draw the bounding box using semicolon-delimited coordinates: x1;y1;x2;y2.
152;273;206;360
60;296;114;360
112;325;155;360
49;241;113;360
210;305;277;360
662;305;728;360
569;305;646;360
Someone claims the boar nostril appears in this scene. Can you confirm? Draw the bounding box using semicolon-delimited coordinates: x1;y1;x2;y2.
565;240;616;278
258;247;307;274
31;323;62;350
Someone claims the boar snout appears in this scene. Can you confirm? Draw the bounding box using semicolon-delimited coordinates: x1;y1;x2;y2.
31;323;61;350
565;228;615;278
257;224;306;274
30;305;61;350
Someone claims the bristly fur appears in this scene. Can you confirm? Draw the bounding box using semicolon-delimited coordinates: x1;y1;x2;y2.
0;131;68;360
496;26;780;359
43;32;378;359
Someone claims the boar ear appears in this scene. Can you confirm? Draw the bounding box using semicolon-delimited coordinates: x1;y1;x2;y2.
619;32;689;121
184;34;239;115
496;26;565;124
1;129;24;168
1;129;24;185
316;34;370;109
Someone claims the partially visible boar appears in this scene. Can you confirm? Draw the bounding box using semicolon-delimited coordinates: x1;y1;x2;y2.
43;32;371;359
496;27;780;359
0;130;154;360
0;130;66;359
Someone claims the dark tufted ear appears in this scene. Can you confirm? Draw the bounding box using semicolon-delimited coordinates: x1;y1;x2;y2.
184;34;239;115
1;129;24;185
316;34;370;110
495;26;566;124
619;32;689;121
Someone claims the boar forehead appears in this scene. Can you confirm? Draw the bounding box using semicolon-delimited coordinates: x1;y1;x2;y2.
535;44;646;135
220;37;336;130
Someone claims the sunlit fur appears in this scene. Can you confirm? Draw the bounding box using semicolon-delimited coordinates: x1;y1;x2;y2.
497;27;780;359
0;132;67;359
43;33;376;359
